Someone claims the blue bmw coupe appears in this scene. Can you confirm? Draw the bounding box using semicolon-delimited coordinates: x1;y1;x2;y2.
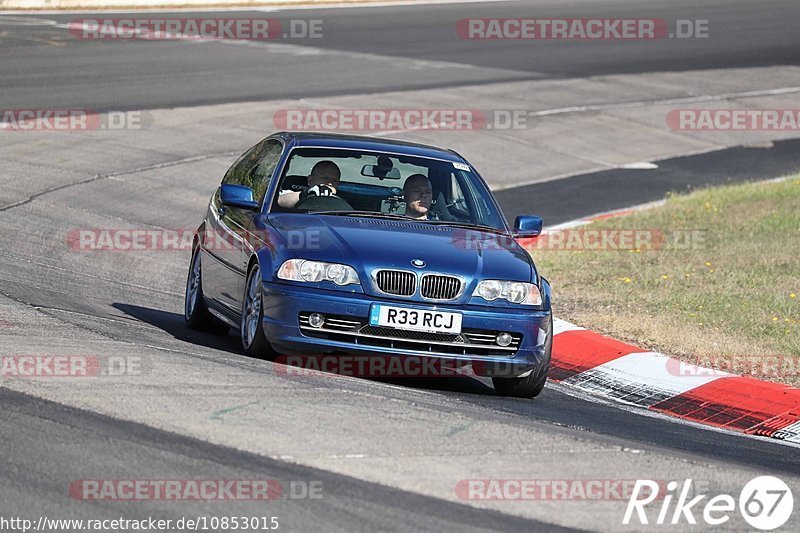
185;132;552;397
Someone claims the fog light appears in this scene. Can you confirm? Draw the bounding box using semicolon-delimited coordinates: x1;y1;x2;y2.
308;313;325;328
496;332;513;347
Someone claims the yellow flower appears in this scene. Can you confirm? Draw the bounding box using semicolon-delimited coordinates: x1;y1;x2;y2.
705;261;712;266
772;317;779;321
661;275;669;280
791;293;797;299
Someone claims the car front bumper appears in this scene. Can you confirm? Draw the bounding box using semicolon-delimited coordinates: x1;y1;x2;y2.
261;282;551;378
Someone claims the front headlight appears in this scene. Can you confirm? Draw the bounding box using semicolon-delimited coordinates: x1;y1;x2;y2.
277;259;360;286
473;280;542;306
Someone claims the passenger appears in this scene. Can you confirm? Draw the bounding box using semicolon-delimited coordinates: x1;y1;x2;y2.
403;174;437;220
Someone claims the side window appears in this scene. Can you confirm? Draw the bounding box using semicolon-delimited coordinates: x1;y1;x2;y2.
222;139;282;204
455;170;503;227
447;172;473;221
244;141;282;204
450;173;466;206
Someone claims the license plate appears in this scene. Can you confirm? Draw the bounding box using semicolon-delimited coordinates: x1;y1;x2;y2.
369;305;462;334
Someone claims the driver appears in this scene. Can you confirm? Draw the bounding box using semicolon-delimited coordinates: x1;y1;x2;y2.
403;174;438;220
278;161;351;210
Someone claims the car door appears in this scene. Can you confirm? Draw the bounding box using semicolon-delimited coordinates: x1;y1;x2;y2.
239;140;283;272
203;139;280;319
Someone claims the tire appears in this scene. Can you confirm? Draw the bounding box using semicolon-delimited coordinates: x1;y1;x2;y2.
241;262;278;359
492;317;552;398
184;246;230;334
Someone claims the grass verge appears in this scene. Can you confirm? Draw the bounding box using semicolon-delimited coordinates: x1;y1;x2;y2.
530;176;800;385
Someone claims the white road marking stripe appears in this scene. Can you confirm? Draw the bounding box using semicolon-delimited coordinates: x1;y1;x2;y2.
546;200;668;231
774;421;800;443
562;351;731;408
52;19;477;71
527;86;800;117
553;317;584;336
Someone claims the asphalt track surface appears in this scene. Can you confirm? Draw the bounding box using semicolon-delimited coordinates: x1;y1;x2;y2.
1;388;566;532
1;1;800;531
497;137;800;223
0;0;797;111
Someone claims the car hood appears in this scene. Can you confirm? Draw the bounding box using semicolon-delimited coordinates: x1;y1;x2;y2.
267;214;535;298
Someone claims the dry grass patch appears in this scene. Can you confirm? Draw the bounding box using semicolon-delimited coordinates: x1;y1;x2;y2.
532;177;800;385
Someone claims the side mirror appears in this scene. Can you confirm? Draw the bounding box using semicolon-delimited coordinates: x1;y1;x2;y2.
220;184;259;210
513;215;543;237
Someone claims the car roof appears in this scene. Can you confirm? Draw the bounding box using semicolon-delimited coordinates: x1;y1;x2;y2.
273;131;465;163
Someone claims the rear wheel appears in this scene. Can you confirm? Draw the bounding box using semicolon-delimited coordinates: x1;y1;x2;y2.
492;318;552;398
241;263;278;359
184;246;229;334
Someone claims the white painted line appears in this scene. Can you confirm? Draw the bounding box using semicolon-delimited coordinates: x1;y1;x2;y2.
527;86;800;118
619;161;659;170
562;351;731;408
545;200;667;232
553;317;584;336
549;380;800;449
545;174;796;232
774;421;800;443
52;19;476;72
547;200;667;231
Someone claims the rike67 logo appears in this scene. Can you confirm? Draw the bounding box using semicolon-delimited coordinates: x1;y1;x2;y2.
624;477;793;530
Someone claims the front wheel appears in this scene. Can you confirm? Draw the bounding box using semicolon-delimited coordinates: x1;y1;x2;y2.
241;263;278;359
492;318;552;398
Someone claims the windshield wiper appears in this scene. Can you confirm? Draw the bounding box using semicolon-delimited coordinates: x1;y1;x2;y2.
310;210;415;220
311;212;508;234
427;220;508;235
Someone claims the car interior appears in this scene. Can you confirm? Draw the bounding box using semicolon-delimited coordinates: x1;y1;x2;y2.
270;154;476;223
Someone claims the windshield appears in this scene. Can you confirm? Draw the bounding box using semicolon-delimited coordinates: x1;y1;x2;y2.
271;147;508;231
